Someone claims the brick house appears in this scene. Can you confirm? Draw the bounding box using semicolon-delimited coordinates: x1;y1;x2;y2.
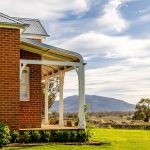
0;12;86;130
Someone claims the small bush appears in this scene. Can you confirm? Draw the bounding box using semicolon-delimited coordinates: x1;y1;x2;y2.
55;130;92;142
0;123;11;147
55;130;64;142
11;130;20;143
77;129;91;142
77;130;86;142
43;131;51;142
70;131;77;142
23;131;31;143
55;130;72;142
31;131;41;142
86;129;92;141
63;131;71;142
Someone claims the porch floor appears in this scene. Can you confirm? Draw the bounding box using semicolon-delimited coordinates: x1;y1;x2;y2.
19;124;79;131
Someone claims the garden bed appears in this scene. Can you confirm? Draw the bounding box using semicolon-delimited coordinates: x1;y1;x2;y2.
0;122;93;148
6;141;103;148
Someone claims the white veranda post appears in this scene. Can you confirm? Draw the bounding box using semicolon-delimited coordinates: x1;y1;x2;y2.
44;76;49;125
78;64;86;129
59;71;65;126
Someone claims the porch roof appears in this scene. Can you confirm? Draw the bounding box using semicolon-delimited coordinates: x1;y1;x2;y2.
20;38;84;78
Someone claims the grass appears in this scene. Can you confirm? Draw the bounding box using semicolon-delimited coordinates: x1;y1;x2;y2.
4;128;150;150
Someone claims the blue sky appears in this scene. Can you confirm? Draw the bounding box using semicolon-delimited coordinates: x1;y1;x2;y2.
1;0;150;104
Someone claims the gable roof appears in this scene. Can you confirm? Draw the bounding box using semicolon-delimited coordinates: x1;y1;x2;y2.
14;17;49;37
0;12;26;26
0;12;49;37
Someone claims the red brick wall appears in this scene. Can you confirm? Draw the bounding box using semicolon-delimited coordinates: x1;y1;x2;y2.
20;50;42;129
0;28;20;129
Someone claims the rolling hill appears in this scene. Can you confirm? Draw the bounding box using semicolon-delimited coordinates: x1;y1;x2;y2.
50;95;135;112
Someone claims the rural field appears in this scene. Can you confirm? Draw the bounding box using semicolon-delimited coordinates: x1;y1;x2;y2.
6;128;150;150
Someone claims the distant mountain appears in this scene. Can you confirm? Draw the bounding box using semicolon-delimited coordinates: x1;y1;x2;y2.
50;95;135;112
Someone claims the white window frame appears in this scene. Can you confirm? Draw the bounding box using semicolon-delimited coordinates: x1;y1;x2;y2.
20;67;30;101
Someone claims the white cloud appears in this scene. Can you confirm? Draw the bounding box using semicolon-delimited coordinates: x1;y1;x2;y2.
85;60;150;104
50;31;150;104
84;55;99;61
63;59;150;104
0;0;90;19
97;0;128;32
51;31;150;59
138;6;150;14
136;14;150;23
131;5;150;25
63;70;78;98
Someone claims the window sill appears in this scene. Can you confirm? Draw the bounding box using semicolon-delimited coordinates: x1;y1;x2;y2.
20;99;30;102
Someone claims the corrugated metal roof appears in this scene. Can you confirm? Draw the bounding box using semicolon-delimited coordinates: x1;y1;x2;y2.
14;17;49;37
0;12;24;25
0;12;49;37
21;38;82;62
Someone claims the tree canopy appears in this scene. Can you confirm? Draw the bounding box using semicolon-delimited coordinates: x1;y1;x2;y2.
42;75;59;115
133;98;150;122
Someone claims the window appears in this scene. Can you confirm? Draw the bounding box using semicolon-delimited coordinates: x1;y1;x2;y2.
20;67;30;101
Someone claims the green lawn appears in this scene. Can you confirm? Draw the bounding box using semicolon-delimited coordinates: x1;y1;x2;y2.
6;128;150;150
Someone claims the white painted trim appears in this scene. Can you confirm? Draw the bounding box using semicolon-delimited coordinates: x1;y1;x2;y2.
20;67;30;101
44;76;49;125
20;63;27;79
21;34;47;40
59;71;65;126
20;59;82;67
78;64;86;129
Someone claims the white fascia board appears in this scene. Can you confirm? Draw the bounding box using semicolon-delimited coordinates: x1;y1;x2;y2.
21;34;47;40
21;38;84;63
20;59;82;67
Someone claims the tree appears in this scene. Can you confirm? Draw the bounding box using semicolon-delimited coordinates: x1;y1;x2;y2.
133;98;150;122
41;75;59;115
48;76;59;108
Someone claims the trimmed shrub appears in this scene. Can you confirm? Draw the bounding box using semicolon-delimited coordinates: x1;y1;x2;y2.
77;130;86;142
23;131;31;143
55;130;92;142
43;131;51;142
77;129;91;142
55;130;64;142
70;131;77;142
63;131;71;142
55;130;72;142
11;130;20;143
86;129;92;141
8;129;92;144
0;123;11;147
31;131;41;142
